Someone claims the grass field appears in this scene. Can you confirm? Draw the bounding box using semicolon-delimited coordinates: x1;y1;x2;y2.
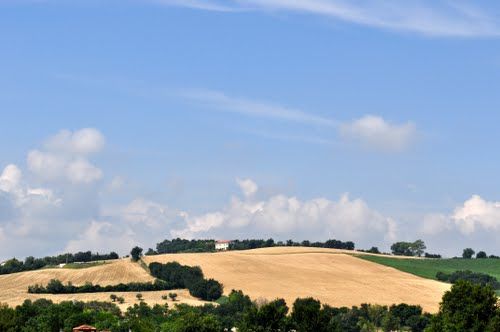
356;255;500;282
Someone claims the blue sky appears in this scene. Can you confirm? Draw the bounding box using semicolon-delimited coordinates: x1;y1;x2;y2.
1;0;500;259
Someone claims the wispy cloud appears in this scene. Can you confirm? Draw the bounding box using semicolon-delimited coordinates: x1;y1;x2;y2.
181;89;339;127
180;89;416;152
149;0;500;37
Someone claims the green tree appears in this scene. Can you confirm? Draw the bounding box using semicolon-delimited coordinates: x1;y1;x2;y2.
291;298;323;332
131;246;143;262
476;251;487;259
462;248;475;259
428;281;498;331
169;292;178;301
411;239;426;257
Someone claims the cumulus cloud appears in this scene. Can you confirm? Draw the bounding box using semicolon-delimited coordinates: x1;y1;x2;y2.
237;178;258;198
422;195;500;236
340;115;417;152
27;128;104;184
44;128;105;155
172;179;397;247
65;220;135;254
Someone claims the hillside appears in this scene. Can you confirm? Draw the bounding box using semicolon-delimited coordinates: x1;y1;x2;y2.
143;247;450;313
0;258;207;310
357;254;500;283
0;247;453;313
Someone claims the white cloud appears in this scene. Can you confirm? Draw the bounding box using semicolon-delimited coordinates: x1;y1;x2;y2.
237;178;258;198
27;128;105;184
65;220;135;254
153;0;500;37
452;195;500;234
181;89;338;127
422;195;500;236
118;198;177;229
172;179;397;247
44;128;105;155
66;159;103;184
0;164;22;193
340;115;417;152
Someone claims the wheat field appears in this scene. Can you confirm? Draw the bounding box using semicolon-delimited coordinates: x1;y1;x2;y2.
0;247;450;313
144;247;450;313
0;258;207;311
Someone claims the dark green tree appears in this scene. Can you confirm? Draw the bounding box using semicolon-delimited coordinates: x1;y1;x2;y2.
428;280;498;331
462;248;475;259
476;251;487;259
131;246;144;262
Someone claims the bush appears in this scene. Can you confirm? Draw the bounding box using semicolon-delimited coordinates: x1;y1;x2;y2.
477;251;488;259
436;270;500;289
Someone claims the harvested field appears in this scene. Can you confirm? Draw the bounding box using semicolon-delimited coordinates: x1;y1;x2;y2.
144;247;450;313
0;258;207;310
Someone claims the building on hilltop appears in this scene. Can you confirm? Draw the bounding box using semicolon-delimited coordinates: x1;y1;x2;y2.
215;240;231;251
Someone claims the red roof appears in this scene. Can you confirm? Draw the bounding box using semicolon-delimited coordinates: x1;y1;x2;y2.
216;240;231;244
73;325;97;332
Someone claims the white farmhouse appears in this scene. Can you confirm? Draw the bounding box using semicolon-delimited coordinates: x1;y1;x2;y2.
215;240;231;251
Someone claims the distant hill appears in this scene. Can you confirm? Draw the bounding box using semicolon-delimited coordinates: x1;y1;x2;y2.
0;247;450;313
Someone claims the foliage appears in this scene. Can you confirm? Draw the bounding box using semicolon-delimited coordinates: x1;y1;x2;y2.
28;279;173;294
436;270;500;289
130;246;143;262
149;262;223;301
428;281;499;332
0;251;119;275
149;238;356;255
477;251;488;259
390;240;426;257
463;248;475;259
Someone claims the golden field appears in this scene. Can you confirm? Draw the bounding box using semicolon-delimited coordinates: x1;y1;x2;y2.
0;258;207;311
0;247;450;313
144;247;450;313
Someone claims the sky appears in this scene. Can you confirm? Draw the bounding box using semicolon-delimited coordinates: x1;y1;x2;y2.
1;0;500;259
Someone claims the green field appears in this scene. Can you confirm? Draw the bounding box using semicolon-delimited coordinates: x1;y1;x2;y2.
356;255;500;281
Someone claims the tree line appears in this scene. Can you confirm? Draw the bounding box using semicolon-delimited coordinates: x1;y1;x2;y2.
0;251;119;275
146;238;355;255
3;280;500;332
436;270;500;289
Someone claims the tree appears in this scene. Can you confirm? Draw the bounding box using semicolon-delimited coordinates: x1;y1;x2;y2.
110;294;117;302
463;248;475;259
291;298;323;332
477;251;487;259
168;293;178;301
428;281;498;332
136;293;143;301
391;240;426;257
117;297;125;304
412;239;426;257
131;246;143;262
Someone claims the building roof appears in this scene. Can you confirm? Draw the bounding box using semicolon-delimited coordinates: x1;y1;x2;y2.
216;240;232;244
72;325;97;332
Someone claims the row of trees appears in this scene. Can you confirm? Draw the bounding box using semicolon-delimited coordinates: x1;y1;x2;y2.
436;270;500;289
28;279;172;294
4;281;499;332
0;251;119;275
462;248;499;259
146;238;355;255
149;262;223;301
